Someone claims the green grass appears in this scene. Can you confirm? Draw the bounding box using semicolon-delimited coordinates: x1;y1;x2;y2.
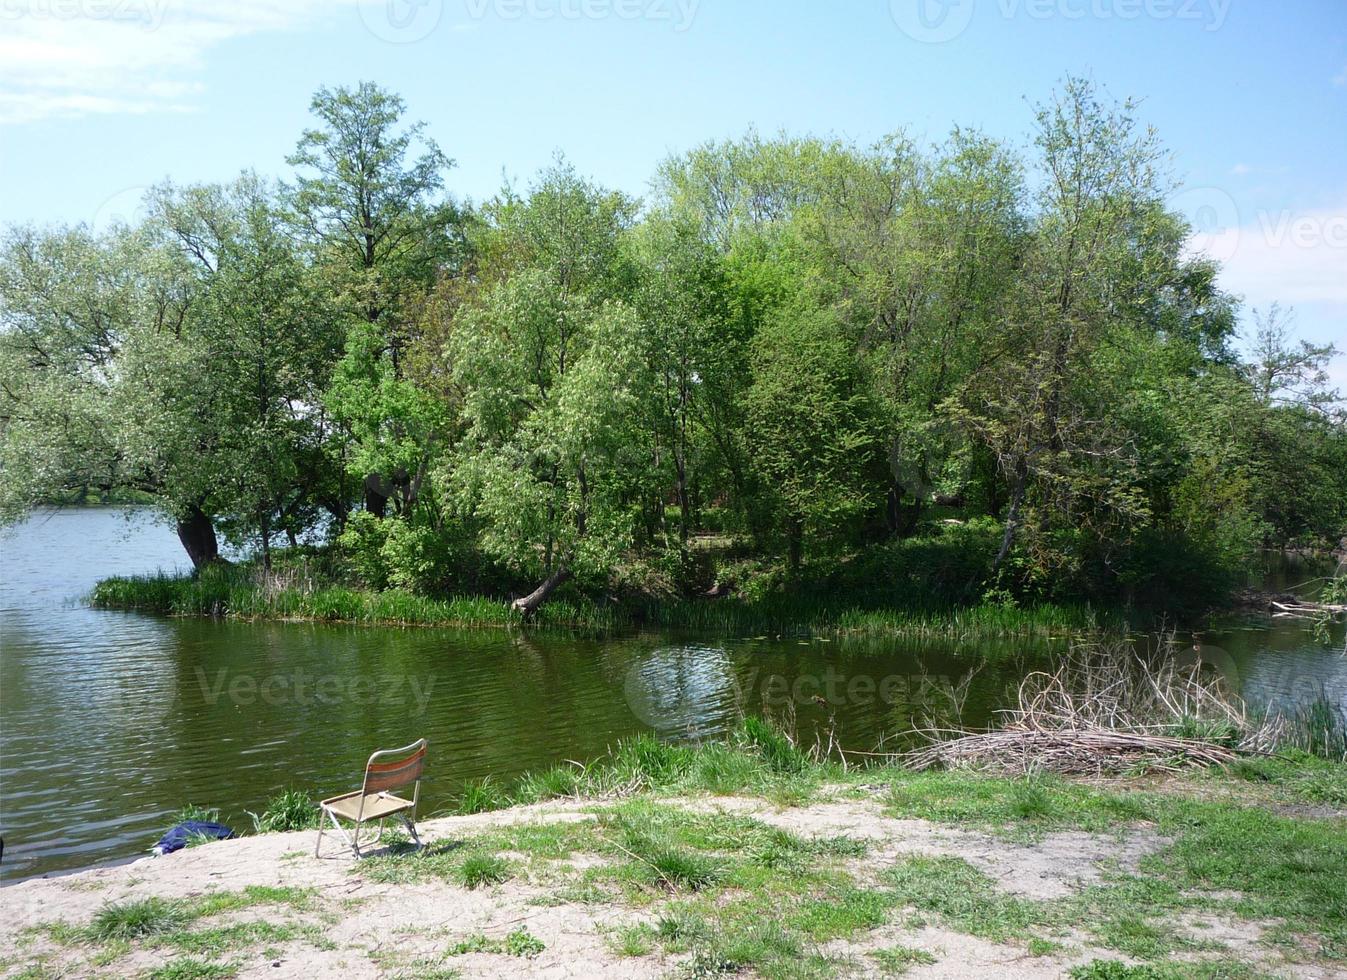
1227;750;1347;803
87;898;191;942
871;944;937;976
607;922;656;957
247;789;320;832
89;564;1105;640
161;921;315;956
455;853;512;889
884;855;1055;942
444;928;545;958
146;958;238;980
172;804;222;824
72;885;321;964
514;765;581;802
455;776;509;814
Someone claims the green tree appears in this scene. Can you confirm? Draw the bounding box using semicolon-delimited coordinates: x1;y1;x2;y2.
446;164;645;612
287;81;460;518
744;305;882;569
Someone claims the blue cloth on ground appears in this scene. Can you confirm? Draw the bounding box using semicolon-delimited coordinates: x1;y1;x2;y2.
152;821;237;855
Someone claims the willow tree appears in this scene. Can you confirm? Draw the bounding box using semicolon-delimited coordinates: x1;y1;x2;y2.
148;176;344;566
0;223;225;562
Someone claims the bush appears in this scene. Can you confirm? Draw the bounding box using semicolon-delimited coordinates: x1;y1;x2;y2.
456;853;512;888
337;511;392;590
738;717;806;774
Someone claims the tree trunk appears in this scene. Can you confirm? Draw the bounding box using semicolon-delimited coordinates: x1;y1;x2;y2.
177;504;220;569
675;455;690;546
512;566;572;617
363;474;388;518
991;463;1028;577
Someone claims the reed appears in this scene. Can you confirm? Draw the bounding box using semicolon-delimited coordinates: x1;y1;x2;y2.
91;566;1104;640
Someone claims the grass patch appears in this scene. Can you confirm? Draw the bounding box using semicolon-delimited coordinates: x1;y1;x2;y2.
445;928;545;958
456;776;509;814
87;899;191;942
90;563;1104;640
146;958;238;980
607;922;656;957
160;921;319;956
871;944;937;975
247;789;319;832
885;770;1154;834
455;853;512;889
884;855;1056;942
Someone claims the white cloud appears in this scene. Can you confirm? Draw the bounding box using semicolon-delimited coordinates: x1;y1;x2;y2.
1195;203;1347;308
1230;162;1251;176
1334;64;1347;87
0;0;363;124
1189;202;1347;391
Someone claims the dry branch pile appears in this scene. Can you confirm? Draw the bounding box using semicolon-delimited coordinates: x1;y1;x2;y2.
903;641;1269;775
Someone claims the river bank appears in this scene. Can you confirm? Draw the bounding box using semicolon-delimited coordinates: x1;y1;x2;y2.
5;745;1345;980
89;564;1112;640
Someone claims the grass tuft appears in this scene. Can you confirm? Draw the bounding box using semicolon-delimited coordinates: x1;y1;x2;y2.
88;898;190;942
455;853;512;889
247;789;319;832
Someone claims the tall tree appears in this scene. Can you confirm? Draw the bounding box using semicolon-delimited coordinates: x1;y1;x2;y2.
287;81;458;517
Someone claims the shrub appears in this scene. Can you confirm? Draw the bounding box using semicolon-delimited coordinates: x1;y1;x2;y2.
738;716;806;774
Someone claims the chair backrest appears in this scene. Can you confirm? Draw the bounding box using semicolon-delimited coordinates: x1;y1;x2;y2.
361;739;427;797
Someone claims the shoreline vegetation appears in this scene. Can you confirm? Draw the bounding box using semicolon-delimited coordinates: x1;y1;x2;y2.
89;562;1111;639
6;717;1345;978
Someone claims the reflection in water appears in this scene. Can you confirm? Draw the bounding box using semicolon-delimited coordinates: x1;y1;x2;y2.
624;645;735;736
1;509;1343;881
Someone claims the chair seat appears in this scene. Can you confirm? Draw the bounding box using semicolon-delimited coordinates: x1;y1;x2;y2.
321;790;415;822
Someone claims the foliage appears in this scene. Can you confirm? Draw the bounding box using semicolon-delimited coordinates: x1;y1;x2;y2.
4;77;1345;617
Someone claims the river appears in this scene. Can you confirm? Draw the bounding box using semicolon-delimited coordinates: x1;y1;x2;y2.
1;508;1343;881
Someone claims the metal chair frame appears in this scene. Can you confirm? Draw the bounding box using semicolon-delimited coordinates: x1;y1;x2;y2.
315;739;426;859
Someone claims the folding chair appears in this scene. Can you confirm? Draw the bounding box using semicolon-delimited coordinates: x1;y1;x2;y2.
315;738;426;858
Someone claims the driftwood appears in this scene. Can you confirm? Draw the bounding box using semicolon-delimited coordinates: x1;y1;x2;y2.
1270;599;1347;620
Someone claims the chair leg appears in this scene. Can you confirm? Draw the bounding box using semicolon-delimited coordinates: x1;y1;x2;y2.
400;813;423;851
314;811;325;858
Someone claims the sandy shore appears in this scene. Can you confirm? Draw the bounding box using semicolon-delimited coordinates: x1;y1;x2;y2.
3;791;1343;979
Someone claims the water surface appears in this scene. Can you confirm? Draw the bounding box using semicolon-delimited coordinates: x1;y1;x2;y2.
1;508;1342;881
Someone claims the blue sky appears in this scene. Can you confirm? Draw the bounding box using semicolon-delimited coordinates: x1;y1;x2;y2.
1;0;1343;380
